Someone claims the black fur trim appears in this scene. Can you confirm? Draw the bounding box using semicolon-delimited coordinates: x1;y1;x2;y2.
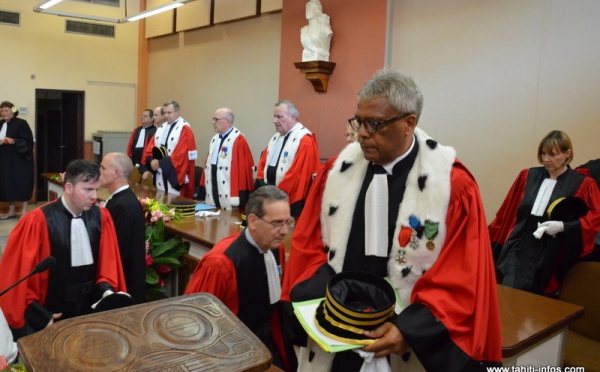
329;205;338;216
426;139;438;149
340;161;353;172
418;175;427;191
401;267;411;277
309;350;315;362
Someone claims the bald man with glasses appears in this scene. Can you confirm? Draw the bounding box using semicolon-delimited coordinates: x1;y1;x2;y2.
198;108;254;210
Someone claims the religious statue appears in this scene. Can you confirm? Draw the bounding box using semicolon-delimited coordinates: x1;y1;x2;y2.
300;0;333;62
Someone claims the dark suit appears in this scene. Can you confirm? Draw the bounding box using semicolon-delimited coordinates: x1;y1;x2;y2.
127;125;157;173
106;188;147;303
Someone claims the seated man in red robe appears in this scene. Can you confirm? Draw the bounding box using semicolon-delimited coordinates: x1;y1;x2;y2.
0;159;127;341
185;185;292;371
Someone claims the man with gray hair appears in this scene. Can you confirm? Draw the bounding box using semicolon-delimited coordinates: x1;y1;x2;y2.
185;185;292;370
255;100;320;219
142;100;197;198
281;70;502;371
99;152;147;304
198;107;255;210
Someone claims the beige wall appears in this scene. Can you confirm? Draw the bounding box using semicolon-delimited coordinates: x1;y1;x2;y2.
390;0;600;221
0;0;140;138
147;13;282;165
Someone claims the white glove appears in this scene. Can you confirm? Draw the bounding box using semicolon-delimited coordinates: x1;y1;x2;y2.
533;221;564;239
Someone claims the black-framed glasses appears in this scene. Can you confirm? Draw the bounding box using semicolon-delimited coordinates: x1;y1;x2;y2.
347;112;412;134
212;117;226;122
257;216;293;229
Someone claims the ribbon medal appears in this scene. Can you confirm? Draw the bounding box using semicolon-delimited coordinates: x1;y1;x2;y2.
281;151;289;165
220;146;228;159
424;220;439;250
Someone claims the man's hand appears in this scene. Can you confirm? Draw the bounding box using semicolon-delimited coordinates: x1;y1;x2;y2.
47;312;62;327
362;321;409;358
151;159;159;171
142;171;151;180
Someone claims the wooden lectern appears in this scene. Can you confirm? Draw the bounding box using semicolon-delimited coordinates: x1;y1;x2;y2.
17;293;273;371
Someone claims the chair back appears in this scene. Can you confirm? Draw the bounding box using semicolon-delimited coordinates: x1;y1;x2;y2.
559;261;600;340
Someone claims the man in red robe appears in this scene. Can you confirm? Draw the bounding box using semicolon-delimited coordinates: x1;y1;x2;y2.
0;160;127;340
141;100;197;198
255;100;320;219
281;70;502;371
185;186;292;371
198;107;254;210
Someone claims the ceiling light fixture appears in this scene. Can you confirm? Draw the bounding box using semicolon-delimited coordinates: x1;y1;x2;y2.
126;0;189;22
37;0;64;10
33;0;194;24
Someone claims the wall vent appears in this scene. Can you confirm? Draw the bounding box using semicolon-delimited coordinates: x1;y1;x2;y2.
65;20;115;38
0;10;20;26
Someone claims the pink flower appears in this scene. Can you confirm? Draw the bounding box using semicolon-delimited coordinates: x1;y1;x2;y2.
145;254;154;267
159;278;165;287
156;265;171;274
145;240;150;254
150;210;164;222
0;356;8;370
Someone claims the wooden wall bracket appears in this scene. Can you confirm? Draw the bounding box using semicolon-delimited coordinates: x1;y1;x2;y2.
294;61;336;92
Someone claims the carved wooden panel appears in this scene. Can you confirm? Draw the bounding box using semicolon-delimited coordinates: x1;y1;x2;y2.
18;293;272;371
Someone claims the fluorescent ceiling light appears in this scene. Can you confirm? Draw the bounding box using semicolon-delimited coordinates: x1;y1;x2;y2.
33;0;194;23
38;0;64;10
126;1;187;22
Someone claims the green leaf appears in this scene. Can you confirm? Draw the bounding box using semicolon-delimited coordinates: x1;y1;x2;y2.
152;237;184;257
146;268;159;284
153;257;182;266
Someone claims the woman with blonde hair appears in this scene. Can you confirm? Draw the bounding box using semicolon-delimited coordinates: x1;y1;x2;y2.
490;130;600;296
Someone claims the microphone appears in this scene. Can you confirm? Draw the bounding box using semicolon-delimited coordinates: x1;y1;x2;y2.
0;256;56;297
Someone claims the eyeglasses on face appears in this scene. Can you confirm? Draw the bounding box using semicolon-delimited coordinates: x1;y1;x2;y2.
256;215;293;229
212;117;226;122
347;112;412;134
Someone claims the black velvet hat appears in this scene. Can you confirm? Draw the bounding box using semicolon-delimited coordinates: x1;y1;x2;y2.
547;196;589;222
314;271;396;345
152;145;168;160
93;292;136;313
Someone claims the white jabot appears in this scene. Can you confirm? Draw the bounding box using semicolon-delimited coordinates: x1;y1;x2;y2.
71;217;93;267
264;249;282;304
531;178;557;216
135;127;146;148
61;197;94;267
365;165;389;257
0;123;6;140
246;229;281;304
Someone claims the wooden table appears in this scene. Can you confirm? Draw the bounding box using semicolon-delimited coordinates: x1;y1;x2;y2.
17;293;273;371
499;284;584;365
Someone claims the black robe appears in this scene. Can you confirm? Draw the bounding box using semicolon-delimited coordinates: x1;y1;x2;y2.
0;117;34;202
105;188;147;303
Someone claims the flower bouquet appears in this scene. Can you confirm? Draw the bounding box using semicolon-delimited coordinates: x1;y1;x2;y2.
139;198;190;294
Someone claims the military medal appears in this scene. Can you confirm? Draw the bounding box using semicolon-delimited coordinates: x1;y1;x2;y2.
220;146;228;159
281;151;288;164
424;220;439;251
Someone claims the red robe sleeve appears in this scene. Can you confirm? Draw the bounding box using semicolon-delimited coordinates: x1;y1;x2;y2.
404;162;502;363
488;169;529;246
230;135;255;203
141;134;156;166
96;208;128;293
167;125;197;198
126;128;140;158
184;234;239;313
0;209;52;329
572;176;600;256
280;157;335;302
277;134;321;218
256;147;268;182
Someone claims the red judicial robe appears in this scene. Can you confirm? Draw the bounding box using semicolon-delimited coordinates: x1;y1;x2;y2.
184;231;289;370
281;129;502;371
489;167;600;294
0;203;126;333
199;130;254;209
256;127;320;218
141;120;197;198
